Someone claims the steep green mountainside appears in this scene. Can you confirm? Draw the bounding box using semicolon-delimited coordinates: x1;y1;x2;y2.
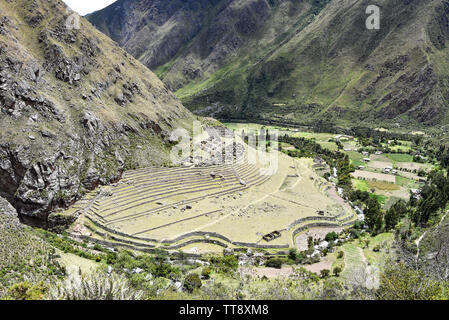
89;0;449;130
0;0;194;227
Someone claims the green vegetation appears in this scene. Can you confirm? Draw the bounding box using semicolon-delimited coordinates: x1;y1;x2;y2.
0;215;66;298
385;153;414;163
376;263;449;300
183;273;202;293
5;281;48;300
265;258;283;269
279;134;354;191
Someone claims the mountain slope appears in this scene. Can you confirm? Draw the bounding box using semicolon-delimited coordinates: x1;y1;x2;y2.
88;0;449;129
0;0;195;227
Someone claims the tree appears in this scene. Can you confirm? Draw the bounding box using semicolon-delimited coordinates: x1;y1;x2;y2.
365;197;383;234
409;170;449;226
288;248;297;261
333;267;342;277
325;232;338;242
385;200;408;230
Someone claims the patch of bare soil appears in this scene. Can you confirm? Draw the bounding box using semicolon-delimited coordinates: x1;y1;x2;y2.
303;257;333;274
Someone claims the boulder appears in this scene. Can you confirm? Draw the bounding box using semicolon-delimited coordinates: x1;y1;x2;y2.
0;196;18;218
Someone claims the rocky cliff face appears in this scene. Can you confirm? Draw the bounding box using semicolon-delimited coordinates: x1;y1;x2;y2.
0;0;194;227
89;0;449;129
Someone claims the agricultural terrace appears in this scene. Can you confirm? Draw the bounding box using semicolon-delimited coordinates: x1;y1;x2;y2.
69;126;356;254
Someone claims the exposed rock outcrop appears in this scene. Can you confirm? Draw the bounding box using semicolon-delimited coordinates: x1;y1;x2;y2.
0;0;194;227
0;196;18;218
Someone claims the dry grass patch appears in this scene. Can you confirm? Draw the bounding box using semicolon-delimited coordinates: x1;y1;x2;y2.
367;181;400;191
351;170;396;183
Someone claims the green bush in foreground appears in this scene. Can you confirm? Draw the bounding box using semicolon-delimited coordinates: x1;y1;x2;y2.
376;263;449;300
6;281;48;300
184;273;202;293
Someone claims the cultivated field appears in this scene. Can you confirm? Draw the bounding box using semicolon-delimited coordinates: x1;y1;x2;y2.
69;127;356;254
351;170;396;183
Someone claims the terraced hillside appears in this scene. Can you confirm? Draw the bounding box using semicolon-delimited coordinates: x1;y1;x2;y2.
67;130;357;253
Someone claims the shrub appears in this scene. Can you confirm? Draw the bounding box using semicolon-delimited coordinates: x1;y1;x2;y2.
349;229;361;239
333;267;342;277
209;255;238;274
337;251;344;259
295;252;305;264
201;267;212;280
183;273;202;293
50;272;143;300
325;232;338;242
6;281;48;300
363;240;370;249
353;220;365;229
320;269;330;278
265;258;283;269
288;248;298;261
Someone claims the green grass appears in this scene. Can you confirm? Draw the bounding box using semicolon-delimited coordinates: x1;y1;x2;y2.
346;151;365;167
317;141;338;151
395;175;419;189
341;243;365;279
352;179;388;204
385;153;414;163
373;194;387;205
353;179;370;192
368;233;394;247
387;144;412;152
363;233;394;267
